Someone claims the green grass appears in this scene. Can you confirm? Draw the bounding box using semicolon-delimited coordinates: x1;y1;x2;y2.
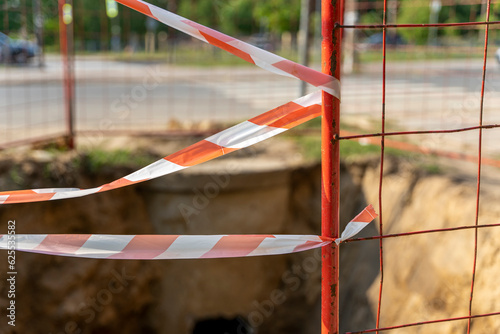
9;167;24;186
358;47;488;63
81;149;156;174
111;47;300;67
420;163;442;175
294;134;443;174
295;136;382;161
295;135;419;160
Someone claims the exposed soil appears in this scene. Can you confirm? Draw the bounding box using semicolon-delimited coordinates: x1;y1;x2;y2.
0;135;499;334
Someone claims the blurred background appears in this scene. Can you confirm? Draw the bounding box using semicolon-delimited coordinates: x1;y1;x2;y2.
1;0;499;157
2;1;500;334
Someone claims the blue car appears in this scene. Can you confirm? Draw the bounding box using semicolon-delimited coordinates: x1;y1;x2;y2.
0;32;38;64
358;32;407;51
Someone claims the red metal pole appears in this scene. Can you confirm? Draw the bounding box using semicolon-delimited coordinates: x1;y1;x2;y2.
58;0;75;149
321;0;342;333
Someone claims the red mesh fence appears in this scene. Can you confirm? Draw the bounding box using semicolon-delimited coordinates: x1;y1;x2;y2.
1;0;313;149
2;0;500;332
337;0;500;332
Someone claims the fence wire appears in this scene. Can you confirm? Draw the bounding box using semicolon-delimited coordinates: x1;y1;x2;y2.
339;0;500;332
2;0;500;332
1;0;316;149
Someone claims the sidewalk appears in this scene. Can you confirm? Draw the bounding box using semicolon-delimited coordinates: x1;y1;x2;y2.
0;54;296;85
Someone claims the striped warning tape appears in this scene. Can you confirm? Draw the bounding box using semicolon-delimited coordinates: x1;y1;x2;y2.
0;234;330;259
0;207;377;259
0;91;321;205
335;204;377;244
115;0;340;99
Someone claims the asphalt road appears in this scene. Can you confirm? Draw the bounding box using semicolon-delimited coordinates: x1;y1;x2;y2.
1;56;500;154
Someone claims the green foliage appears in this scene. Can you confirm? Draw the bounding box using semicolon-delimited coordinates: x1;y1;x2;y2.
397;2;431;45
43;17;59;48
359;11;383;25
252;0;301;35
357;11;383;40
5;0;500;51
219;0;258;36
177;0;301;36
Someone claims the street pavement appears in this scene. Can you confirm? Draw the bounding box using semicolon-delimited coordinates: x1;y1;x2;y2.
1;55;500;157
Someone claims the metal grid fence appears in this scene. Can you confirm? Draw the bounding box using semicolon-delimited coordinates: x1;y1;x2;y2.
2;0;500;332
1;0;314;149
335;0;500;332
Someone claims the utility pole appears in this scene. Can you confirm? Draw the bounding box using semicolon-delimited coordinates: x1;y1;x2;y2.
59;0;75;149
33;0;44;67
298;0;312;96
429;0;441;46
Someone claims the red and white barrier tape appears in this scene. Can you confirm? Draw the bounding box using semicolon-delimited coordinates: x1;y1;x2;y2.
0;206;377;259
115;0;340;99
335;204;377;244
0;234;330;259
0;92;321;205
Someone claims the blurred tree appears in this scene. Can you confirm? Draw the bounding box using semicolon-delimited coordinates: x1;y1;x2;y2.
358;11;383;40
219;0;257;36
13;0;304;49
476;2;500;44
177;0;223;29
397;2;431;44
1;0;28;36
253;0;301;37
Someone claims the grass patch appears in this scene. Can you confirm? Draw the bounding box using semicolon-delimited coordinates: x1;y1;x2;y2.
82;149;156;174
295;135;419;161
420;163;442;175
358;47;487;63
296;136;321;160
9;167;24;186
294;136;382;161
112;46;300;67
341;140;381;157
293;116;322;131
295;135;443;175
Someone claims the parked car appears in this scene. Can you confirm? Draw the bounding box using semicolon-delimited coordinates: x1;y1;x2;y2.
496;48;500;64
0;32;38;64
357;32;407;51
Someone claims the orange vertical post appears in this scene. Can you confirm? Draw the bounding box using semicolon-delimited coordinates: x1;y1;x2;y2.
321;0;342;333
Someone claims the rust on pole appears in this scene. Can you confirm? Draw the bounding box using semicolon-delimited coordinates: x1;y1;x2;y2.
321;0;342;333
58;0;75;149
